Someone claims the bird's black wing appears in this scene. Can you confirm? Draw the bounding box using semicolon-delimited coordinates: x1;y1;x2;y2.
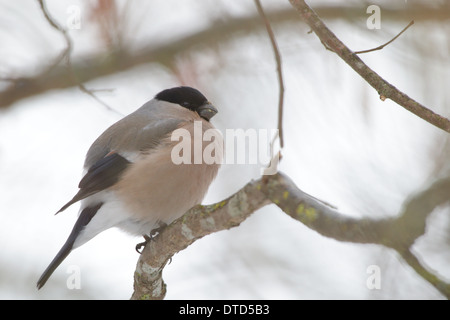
56;152;131;214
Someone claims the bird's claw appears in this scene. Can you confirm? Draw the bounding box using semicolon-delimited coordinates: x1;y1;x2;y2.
135;222;168;254
135;235;151;254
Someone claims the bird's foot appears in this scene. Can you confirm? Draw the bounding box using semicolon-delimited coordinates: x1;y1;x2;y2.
135;235;151;254
135;222;168;254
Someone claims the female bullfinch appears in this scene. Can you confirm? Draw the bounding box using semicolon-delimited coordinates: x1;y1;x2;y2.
37;86;221;289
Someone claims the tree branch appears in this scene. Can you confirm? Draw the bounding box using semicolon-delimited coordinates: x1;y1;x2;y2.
1;4;448;109
131;171;450;300
131;178;270;300
0;7;299;109
288;0;450;134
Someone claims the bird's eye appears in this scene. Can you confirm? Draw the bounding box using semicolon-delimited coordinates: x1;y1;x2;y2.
182;102;190;107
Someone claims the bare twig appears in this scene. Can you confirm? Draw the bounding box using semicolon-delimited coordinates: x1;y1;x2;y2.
78;83;123;116
37;0;121;115
355;20;415;54
288;0;450;134
254;0;285;149
37;0;72;65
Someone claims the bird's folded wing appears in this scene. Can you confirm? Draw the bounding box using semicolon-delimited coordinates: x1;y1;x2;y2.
56;117;184;214
56;152;131;214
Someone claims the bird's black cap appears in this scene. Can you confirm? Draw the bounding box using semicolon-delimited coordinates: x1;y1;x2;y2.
155;86;217;121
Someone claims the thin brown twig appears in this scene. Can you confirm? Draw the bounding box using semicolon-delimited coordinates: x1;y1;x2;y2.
37;0;72;64
78;83;123;116
254;0;285;149
289;0;450;134
355;20;415;54
37;0;122;116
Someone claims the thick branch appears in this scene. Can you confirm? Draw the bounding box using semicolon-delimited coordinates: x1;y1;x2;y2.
288;0;450;133
131;171;450;300
131;179;270;300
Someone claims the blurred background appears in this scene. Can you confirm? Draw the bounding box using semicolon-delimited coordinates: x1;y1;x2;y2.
0;0;449;299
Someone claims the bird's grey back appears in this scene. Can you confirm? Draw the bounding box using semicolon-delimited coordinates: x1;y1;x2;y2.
84;100;184;169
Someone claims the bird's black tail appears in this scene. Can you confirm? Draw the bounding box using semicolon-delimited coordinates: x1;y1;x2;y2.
37;203;103;289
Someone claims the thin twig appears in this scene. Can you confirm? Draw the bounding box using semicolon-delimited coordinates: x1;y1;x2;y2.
37;0;122;115
78;83;123;116
254;0;285;149
37;0;72;64
355;20;414;54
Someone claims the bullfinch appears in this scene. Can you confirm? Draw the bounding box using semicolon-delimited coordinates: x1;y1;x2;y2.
37;86;221;289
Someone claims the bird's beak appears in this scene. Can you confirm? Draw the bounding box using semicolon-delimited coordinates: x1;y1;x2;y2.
198;102;218;121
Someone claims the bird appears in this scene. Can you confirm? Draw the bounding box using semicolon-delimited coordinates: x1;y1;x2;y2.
37;86;221;289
